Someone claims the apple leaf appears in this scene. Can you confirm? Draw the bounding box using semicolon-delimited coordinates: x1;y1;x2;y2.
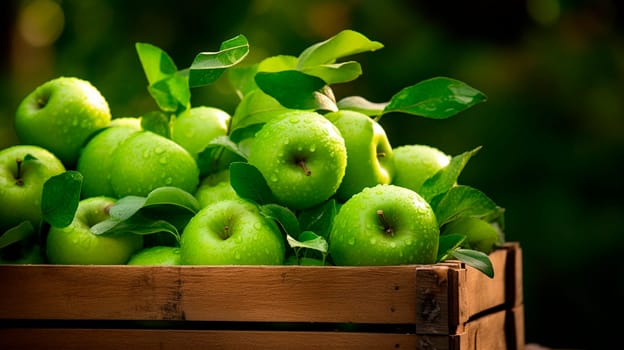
0;221;35;249
143;186;200;214
286;231;329;259
135;42;178;86
297;199;338;239
449;248;494;278
337;96;389;116
188;34;250;88
419;146;482;203
255;70;338;112
228;64;259;99
436;233;467;262
148;73;190;113
260;203;301;238
297;29;383;68
140;110;171;138
108;196;146;221
430;185;500;227
41;171;83;228
93;212;181;244
382;77;487;119
229;89;289;140
229;161;278;205
300;61;362;85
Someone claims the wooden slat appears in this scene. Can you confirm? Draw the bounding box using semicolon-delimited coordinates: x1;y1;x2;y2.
0;328;418;350
0;264;425;324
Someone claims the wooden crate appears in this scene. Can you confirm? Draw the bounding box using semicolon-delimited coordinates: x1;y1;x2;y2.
0;242;524;350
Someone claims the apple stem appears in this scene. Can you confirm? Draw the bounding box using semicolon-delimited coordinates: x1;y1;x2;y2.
15;158;24;186
222;225;231;239
376;209;394;237
298;159;312;176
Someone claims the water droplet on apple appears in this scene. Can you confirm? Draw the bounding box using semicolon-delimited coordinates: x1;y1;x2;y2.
159;157;167;165
165;177;173;185
154;147;165;155
369;238;377;245
390;242;396;248
142;150;150;158
289;117;299;124
347;237;355;245
269;174;278;182
71;119;79;126
309;145;316;152
235;252;241;260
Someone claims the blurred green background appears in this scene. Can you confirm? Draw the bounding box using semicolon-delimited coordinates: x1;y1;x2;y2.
1;0;622;348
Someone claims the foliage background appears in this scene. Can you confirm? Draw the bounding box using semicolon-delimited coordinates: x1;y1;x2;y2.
1;1;623;348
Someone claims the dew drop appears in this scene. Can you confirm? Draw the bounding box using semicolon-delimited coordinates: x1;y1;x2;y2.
159;157;167;165
347;237;356;246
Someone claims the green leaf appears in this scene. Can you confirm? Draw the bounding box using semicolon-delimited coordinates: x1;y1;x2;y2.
197;135;248;176
143;186;201;214
108;195;146;221
148;74;190;113
337;96;389;116
260;203;301;238
450;248;494;278
431;185;500;227
229;161;277;205
383;77;487;119
229;89;289;138
297;29;383;68
188;34;250;87
228;64;259;98
286;231;329;256
419;146;481;202
140;110;172;138
255;70;337;111
0;221;35;249
41;171;83;228
135;42;178;86
258;55;298;72
300;61;362;85
297;199;337;239
93;213;181;244
436;233;466;262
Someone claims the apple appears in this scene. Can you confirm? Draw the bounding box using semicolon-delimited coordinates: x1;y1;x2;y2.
109;130;200;197
171;106;231;159
0;145;66;232
325;110;394;202
247;110;347;210
194;168;239;208
392;144;450;194
46;196;144;264
76;118;142;198
0;242;44;264
441;217;500;254
14;76;112;166
329;184;439;266
180;198;285;265
127;246;181;266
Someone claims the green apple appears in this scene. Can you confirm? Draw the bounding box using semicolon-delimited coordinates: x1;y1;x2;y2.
15;76;112;166
329;184;439;266
247;110;347;210
441;217;500;254
0;145;66;232
194;169;239;208
127;246;181;265
392;144;450;193
171;106;231;158
325;110;395;202
110;130;200;197
180;198;285;265
76;119;142;198
46;196;144;264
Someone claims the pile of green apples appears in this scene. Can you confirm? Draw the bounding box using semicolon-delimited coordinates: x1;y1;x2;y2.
0;30;505;276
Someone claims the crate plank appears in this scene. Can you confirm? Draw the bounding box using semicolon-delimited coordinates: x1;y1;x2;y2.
0;328;418;350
